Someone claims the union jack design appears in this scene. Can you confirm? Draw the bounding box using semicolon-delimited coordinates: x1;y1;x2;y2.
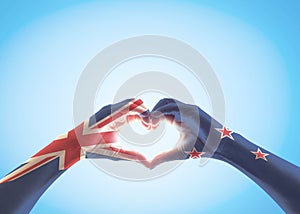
0;99;148;184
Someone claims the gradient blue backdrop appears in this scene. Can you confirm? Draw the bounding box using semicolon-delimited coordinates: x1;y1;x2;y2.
0;1;299;213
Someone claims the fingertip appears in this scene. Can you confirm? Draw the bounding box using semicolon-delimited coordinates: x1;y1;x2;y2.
151;99;181;118
156;98;176;105
141;160;151;169
149;153;165;169
152;98;175;111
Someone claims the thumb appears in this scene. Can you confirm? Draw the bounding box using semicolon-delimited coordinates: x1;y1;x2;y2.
150;148;188;169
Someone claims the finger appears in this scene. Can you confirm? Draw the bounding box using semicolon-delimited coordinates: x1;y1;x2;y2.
126;114;151;130
152;98;181;112
102;99;149;131
151;111;177;125
91;99;147;130
124;101;149;116
150;134;198;169
150;148;188;169
126;114;141;122
94;98;135;121
114;147;151;168
140;108;178;130
151;99;185;124
112;99;148;121
118;99;149;125
86;145;151;168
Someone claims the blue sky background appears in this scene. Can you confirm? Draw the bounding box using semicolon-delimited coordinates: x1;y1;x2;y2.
0;1;299;213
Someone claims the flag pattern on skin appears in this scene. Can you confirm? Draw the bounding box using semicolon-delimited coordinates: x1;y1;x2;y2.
192;126;271;162
214;126;271;162
192;123;300;213
146;98;300;213
186;148;205;159
215;126;234;140
0;99;147;214
251;147;269;161
0;99;147;184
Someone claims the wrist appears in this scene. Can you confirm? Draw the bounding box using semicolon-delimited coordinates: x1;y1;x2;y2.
213;133;255;163
33;129;83;170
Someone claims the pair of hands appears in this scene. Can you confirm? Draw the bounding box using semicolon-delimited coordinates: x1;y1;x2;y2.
83;98;224;169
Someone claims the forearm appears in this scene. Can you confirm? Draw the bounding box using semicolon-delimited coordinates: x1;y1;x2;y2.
0;129;82;214
0;98;144;213
216;133;300;213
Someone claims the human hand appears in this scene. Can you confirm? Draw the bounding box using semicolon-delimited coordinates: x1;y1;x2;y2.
75;98;151;168
147;98;227;169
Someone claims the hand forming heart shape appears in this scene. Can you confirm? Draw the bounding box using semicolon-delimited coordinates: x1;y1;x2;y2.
82;98;224;169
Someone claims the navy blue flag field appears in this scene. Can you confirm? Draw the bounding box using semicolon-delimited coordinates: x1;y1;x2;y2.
149;98;300;213
0;99;149;213
0;98;300;213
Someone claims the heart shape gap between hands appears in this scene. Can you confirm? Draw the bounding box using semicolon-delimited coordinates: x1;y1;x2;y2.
83;99;210;170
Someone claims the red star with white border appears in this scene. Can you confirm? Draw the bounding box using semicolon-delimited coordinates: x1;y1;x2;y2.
251;148;269;161
215;126;234;140
187;148;205;159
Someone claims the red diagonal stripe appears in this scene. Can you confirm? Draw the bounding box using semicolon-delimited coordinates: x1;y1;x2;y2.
94;99;144;129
